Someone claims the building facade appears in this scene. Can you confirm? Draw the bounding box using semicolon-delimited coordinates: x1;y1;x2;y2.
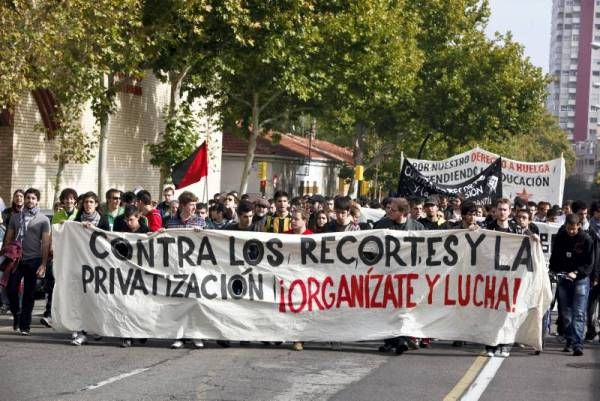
0;73;222;209
220;132;353;198
548;0;600;181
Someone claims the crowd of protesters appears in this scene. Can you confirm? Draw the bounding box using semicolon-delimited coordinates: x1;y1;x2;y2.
0;186;598;357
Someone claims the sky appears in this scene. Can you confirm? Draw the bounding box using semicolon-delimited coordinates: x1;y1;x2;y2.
486;0;552;72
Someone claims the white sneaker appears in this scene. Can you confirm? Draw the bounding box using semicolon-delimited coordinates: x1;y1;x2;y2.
498;347;510;358
485;351;495;357
71;331;78;339
171;340;184;349
192;339;204;349
71;333;88;346
40;317;52;328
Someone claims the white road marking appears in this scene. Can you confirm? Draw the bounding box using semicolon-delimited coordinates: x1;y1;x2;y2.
460;355;506;401
81;368;150;391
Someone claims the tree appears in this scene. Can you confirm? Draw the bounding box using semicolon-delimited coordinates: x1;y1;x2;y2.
301;0;423;196
147;102;200;185
403;0;550;157
184;0;327;194
0;1;145;198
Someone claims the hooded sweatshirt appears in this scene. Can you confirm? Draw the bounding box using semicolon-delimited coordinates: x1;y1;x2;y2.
549;227;594;279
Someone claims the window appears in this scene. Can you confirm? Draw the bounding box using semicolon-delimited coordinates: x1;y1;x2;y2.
594;71;600;76
567;82;577;88
570;70;577;76
564;24;572;29
591;118;598;123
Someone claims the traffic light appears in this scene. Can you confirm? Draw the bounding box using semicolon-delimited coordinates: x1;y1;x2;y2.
360;180;369;195
258;161;268;180
354;165;364;181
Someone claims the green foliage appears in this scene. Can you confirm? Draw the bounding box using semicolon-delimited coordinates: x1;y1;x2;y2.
147;102;201;182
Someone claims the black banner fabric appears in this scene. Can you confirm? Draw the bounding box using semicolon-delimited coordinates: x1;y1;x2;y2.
397;158;502;205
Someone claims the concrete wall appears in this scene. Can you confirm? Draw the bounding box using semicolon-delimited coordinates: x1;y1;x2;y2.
3;73;222;208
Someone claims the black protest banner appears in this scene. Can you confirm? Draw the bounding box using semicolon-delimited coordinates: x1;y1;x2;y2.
398;157;502;205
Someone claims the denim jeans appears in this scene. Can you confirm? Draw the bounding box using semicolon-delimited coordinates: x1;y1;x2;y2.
7;258;41;332
558;276;590;349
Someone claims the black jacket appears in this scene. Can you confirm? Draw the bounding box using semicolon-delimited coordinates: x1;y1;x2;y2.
549;228;594;279
374;217;424;231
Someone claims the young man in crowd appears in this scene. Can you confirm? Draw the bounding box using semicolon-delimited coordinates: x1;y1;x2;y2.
40;188;80;328
419;196;449;230
156;186;175;219
325;196;360;233
535;201;550;222
570;201;600;342
2;188;51;335
550;214;594;356
102;188;124;230
286;208;313;351
227;201;260;231
374;197;424;354
410;198;424;220
263;191;291;233
136;190;162;232
484;198;519;357
515;209;540;236
206;203;229;229
252;198;270;228
587;201;600;342
115;205;149;347
323;196;335;220
113;191;138;232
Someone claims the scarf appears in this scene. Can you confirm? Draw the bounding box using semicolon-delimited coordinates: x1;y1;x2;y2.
80;210;101;226
18;206;40;240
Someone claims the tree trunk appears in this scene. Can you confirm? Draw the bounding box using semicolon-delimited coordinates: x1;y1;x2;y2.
347;122;366;197
97;74;114;199
53;159;65;203
239;92;260;195
159;68;190;191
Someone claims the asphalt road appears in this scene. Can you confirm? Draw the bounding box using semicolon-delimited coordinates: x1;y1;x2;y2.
0;305;598;401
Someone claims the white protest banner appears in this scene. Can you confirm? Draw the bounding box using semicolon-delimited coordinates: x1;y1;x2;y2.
52;222;552;349
407;147;565;205
359;207;386;226
533;222;561;263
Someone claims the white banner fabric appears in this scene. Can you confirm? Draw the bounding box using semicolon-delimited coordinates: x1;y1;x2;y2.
533;222;561;263
52;222;552;349
406;147;566;205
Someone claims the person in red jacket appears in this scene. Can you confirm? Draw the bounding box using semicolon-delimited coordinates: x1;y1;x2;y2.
287;209;313;236
136;190;162;232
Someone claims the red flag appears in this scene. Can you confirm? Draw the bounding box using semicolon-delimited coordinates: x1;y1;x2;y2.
171;142;208;189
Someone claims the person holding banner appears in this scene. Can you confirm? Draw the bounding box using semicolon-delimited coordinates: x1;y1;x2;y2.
549;214;594;356
286;208;313;351
375;197;424;354
484;198;519;357
164;191;206;350
71;191;110;345
114;205;150;348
